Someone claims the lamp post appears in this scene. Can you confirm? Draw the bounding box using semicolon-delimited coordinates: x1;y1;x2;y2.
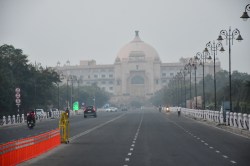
180;69;187;108
217;27;243;112
176;72;183;107
240;4;250;21
184;59;193;108
190;58;199;109
66;75;74;110
195;51;212;110
204;41;224;110
56;73;65;111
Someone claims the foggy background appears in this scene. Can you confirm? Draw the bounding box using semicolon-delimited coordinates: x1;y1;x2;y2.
0;0;249;73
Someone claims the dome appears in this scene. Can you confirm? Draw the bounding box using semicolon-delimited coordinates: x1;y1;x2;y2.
116;31;160;62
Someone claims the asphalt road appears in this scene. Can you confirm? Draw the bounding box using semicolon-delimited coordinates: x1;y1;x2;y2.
6;108;250;166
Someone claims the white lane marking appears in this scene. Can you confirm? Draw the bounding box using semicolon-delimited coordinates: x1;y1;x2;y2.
223;155;228;159
216;150;220;153
131;144;135;147
201;140;205;143
209;146;214;149
132;141;136;144
128;152;132;156
204;143;208;146
69;114;125;142
230;160;237;164
197;137;200;140
125;158;130;162
130;148;134;151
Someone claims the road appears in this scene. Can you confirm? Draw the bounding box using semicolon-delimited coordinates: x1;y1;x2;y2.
3;108;249;166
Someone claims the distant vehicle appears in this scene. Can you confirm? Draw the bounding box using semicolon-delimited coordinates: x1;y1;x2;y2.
27;111;36;129
105;107;118;112
35;109;46;119
84;106;97;118
121;107;128;111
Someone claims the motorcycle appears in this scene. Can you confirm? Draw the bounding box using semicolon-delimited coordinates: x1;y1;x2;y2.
27;113;36;129
27;119;35;129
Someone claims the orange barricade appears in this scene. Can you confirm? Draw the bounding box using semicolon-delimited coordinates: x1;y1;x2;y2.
0;129;61;166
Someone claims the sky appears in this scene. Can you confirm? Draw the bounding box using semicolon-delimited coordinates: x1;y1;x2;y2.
0;0;250;73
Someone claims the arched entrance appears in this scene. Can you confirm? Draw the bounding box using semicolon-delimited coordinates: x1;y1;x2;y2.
129;75;145;97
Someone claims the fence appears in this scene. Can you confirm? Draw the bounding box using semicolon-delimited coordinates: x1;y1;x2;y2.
0;129;60;166
171;107;250;131
0;110;84;127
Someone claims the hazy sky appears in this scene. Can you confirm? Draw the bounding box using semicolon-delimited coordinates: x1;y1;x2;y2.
1;0;250;73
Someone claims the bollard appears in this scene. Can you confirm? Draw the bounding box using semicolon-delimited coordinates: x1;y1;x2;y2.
233;113;238;128
243;114;248;129
237;113;243;129
219;111;224;124
17;114;20;123
226;112;230;125
3;116;6;126
12;115;16;124
7;115;11;125
21;114;25;123
230;112;234;126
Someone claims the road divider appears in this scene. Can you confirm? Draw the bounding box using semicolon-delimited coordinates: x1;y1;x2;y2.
0;129;60;166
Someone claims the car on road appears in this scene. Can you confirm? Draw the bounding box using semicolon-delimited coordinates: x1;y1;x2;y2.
84;106;97;118
35;109;46;119
105;107;118;112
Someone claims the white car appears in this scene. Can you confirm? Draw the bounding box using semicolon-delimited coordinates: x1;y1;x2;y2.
35;109;46;118
105;107;118;112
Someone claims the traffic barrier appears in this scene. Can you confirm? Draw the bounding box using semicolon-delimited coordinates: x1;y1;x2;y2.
172;107;250;131
0;129;60;166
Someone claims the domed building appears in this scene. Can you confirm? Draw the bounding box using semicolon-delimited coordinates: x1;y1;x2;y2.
114;31;162;99
55;31;221;105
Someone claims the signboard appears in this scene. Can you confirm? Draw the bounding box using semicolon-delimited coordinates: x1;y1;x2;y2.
15;87;21;112
73;101;79;111
16;99;21;104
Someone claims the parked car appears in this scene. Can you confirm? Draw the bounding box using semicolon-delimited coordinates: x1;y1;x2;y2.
84;106;97;118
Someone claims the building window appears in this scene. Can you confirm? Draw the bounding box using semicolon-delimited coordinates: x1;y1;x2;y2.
101;74;106;78
136;65;139;70
101;81;106;84
156;79;159;84
109;87;113;90
109;80;113;84
88;75;90;79
94;74;98;78
162;73;166;77
109;74;113;78
170;73;174;76
131;76;144;84
117;80;120;85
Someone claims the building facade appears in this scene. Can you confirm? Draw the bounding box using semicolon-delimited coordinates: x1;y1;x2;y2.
55;31;221;104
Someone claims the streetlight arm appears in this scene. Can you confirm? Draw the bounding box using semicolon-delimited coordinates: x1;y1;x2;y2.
245;4;250;12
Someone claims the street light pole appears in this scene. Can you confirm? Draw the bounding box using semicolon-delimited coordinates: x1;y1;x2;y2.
204;41;224;110
195;51;212;110
180;69;187;108
192;60;198;109
184;59;192;108
217;27;243;112
240;4;250;21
